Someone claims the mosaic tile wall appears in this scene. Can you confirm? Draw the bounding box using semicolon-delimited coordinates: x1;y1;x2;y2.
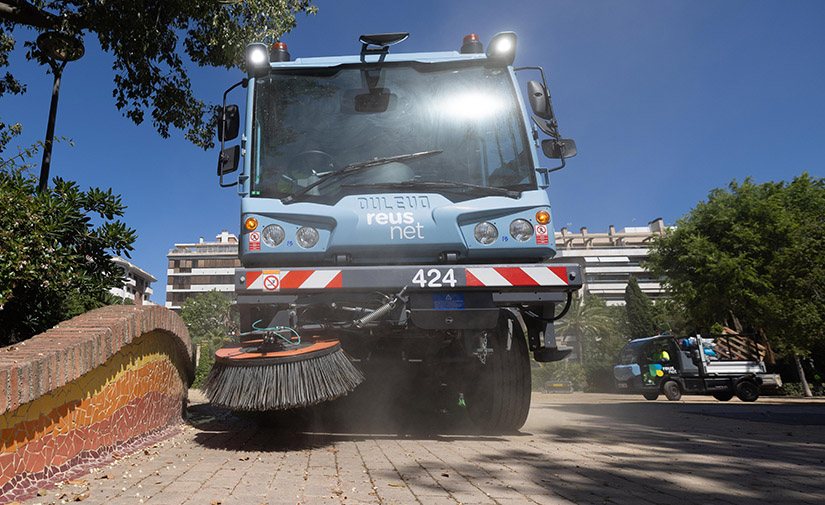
0;306;193;503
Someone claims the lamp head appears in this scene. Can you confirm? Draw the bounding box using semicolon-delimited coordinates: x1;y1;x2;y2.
245;43;270;78
486;32;517;66
36;31;84;62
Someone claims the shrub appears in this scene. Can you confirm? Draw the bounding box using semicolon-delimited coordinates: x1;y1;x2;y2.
0;166;136;345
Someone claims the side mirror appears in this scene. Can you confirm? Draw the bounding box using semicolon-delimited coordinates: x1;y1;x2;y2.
218;104;240;142
542;138;577;159
527;80;553;120
217;145;240;176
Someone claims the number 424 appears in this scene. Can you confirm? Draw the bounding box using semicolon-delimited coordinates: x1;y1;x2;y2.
412;268;457;288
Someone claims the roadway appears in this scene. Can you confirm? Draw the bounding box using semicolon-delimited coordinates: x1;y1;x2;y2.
17;391;825;505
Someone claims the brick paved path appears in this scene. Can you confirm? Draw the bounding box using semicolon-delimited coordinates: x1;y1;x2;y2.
16;391;825;505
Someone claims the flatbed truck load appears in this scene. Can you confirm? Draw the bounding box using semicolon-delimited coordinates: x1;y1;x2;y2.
613;334;782;402
206;32;581;431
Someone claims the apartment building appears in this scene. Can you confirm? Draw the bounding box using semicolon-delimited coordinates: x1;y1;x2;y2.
110;256;157;305
553;218;666;305
165;230;241;311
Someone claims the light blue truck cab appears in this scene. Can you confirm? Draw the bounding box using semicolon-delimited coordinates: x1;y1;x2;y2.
217;32;581;430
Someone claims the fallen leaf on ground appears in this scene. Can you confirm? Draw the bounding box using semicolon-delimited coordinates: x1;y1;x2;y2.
239;456;249;461
67;479;86;485
73;493;90;501
37;489;48;496
388;483;405;487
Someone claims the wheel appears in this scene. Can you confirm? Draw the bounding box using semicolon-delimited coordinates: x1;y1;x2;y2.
643;392;659;401
466;316;531;432
663;380;682;401
735;381;760;402
712;391;734;401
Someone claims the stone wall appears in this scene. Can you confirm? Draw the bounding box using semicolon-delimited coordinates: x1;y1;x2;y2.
0;305;193;503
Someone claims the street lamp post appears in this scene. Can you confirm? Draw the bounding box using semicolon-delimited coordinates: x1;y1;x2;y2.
35;31;84;193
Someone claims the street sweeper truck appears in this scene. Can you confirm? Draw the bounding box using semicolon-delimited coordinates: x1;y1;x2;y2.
206;32;582;431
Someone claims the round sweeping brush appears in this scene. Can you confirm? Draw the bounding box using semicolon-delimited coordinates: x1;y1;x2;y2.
203;339;365;411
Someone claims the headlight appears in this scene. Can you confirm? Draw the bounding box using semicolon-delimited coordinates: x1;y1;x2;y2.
262;224;285;247
474;222;498;245
509;219;534;242
296;226;319;249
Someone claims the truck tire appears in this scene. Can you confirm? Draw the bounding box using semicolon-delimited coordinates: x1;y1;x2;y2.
643;392;659;401
735;381;759;402
712;391;734;401
467;317;531;432
663;380;682;401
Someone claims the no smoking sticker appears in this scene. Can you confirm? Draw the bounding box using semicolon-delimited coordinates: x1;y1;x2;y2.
249;231;261;251
536;224;549;245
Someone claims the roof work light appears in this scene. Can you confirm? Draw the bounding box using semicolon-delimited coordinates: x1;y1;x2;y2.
246;43;270;78
486;32;517;65
271;42;290;62
460;33;483;54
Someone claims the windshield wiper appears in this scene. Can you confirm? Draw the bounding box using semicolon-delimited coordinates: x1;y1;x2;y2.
282;150;443;204
341;180;521;199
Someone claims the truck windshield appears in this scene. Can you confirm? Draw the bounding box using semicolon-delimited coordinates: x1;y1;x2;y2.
251;62;535;202
618;341;645;365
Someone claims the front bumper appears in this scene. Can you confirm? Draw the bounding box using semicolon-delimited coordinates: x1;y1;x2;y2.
235;263;582;300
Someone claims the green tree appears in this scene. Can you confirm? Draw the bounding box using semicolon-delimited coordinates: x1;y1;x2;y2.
0;164;137;345
651;298;690;336
0;0;317;150
552;294;629;391
554;294;616;361
647;174;825;395
624;276;657;338
180;290;237;387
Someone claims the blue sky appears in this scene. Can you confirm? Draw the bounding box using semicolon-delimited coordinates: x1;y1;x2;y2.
3;0;824;304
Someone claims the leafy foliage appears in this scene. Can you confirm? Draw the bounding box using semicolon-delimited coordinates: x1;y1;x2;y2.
647;173;825;357
180;290;238;388
651;298;690;336
553;295;630;391
0;164;136;345
0;27;24;151
0;0;317;149
624;276;657;338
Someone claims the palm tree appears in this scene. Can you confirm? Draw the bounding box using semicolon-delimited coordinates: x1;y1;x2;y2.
554;294;616;364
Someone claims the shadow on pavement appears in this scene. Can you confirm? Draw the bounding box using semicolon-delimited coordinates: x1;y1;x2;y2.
515;399;825;504
186;391;825;504
187;383;510;453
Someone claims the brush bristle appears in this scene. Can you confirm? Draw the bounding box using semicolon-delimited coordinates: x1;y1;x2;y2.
203;348;365;411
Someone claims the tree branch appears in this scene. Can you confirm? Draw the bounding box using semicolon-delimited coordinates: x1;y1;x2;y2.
0;0;61;29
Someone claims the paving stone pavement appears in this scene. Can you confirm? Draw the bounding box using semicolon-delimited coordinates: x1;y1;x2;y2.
15;391;825;505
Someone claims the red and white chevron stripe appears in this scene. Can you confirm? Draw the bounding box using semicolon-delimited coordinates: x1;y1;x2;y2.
465;266;568;287
246;270;343;291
